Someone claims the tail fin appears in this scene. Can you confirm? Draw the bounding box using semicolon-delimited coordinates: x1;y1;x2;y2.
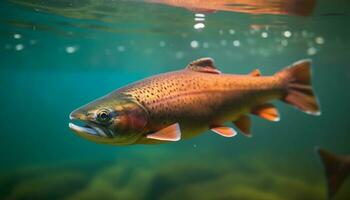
276;59;321;115
316;147;350;199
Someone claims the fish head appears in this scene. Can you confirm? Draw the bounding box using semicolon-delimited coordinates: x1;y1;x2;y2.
69;93;148;145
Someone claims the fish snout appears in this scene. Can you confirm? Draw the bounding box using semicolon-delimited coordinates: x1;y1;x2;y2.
69;109;87;120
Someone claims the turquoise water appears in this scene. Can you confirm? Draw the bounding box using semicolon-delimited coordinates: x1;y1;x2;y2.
1;0;350;199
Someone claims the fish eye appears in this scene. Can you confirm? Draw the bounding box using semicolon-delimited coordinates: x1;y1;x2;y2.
97;109;111;122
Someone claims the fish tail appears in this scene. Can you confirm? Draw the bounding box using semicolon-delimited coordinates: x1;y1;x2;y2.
316;147;349;199
276;59;321;115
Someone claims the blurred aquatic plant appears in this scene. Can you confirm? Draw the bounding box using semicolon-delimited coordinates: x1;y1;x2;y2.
0;161;110;200
0;152;334;200
7;172;87;200
142;155;324;200
66;163;154;200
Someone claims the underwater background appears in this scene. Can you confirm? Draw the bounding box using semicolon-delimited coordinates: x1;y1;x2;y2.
1;0;350;199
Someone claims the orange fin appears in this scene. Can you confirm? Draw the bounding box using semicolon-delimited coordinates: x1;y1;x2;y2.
233;115;252;137
316;147;350;199
211;126;237;137
249;69;261;77
146;123;181;141
276;59;321;115
252;103;280;121
187;57;221;74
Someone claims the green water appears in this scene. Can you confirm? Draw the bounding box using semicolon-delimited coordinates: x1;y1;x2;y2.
1;0;350;199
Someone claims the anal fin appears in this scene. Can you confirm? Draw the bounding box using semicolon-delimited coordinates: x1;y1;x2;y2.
211;126;237;137
233;115;252;137
146;123;181;141
252;103;280;122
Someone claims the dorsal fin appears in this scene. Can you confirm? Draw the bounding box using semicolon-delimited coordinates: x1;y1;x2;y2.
249;69;261;77
233;115;252;137
186;57;221;74
210;126;237;137
146;123;181;141
252;103;280;121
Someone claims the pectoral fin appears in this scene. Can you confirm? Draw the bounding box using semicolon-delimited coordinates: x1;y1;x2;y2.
211;126;237;137
252;103;280;121
233;115;252;137
146;123;181;141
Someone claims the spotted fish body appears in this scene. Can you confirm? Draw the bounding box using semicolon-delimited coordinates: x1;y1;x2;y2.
121;66;281;143
69;58;320;145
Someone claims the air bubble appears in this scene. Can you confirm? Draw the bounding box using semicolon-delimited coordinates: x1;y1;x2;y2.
175;51;184;59
233;40;240;47
190;40;199;48
203;42;209;48
283;31;292;38
15;44;24;51
14;33;21;39
261;32;268;38
159;41;166;47
194;23;205;30
117;45;125;52
315;37;325;44
220;40;227;46
195;13;205;18
65;46;77;54
307;47;317;55
281;39;288;46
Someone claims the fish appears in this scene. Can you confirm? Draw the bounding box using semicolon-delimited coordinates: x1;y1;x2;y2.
69;57;321;145
146;0;316;16
316;147;350;200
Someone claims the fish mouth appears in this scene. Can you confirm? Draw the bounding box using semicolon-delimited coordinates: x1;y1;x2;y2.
69;121;99;136
69;115;112;139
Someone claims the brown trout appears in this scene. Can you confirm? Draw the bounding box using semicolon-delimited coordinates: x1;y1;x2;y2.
316;147;350;200
69;58;320;145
